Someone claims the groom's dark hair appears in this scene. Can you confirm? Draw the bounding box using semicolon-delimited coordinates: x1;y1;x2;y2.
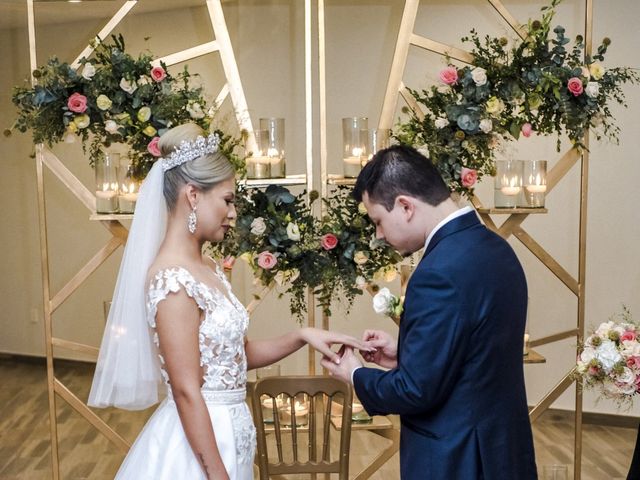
353;145;450;211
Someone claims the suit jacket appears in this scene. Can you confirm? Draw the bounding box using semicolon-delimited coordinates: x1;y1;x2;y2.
354;211;537;479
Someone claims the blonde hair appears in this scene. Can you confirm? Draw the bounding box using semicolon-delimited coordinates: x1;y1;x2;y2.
159;123;235;211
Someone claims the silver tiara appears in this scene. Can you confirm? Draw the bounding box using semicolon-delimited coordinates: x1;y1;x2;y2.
162;133;221;172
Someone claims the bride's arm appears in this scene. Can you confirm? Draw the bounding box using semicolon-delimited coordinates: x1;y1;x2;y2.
245;328;369;370
155;290;229;480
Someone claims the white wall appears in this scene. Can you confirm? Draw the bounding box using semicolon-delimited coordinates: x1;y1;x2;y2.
1;0;639;416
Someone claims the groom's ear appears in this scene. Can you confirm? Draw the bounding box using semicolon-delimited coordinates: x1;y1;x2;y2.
396;195;416;221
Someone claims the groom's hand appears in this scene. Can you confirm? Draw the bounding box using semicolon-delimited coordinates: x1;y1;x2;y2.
321;347;362;384
301;327;372;365
361;329;398;369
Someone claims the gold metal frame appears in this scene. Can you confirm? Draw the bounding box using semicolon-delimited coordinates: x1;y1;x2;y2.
375;1;592;478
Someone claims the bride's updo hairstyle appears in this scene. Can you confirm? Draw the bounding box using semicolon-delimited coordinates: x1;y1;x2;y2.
160;123;235;211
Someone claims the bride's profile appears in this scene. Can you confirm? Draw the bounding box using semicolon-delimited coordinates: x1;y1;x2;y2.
88;123;363;479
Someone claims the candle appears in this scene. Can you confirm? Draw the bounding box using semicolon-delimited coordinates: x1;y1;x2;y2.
247;155;271;179
118;181;139;213
343;148;364;178
500;186;521;196
96;183;118;213
278;399;309;426
261;396;284;424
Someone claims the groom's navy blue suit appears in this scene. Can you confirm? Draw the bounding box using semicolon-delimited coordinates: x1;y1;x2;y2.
354;211;537;479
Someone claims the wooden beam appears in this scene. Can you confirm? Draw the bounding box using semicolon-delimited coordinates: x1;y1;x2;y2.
487;0;527;39
153;41;220;67
529;371;576;423
410;33;474;64
71;1;138;69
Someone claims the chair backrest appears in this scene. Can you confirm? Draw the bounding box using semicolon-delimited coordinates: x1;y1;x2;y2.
251;375;353;479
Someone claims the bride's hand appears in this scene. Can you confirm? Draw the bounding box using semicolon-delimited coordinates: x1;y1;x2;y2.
300;327;372;365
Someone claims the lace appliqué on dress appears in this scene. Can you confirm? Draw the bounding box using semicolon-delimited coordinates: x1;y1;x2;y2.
146;266;250;393
230;404;257;464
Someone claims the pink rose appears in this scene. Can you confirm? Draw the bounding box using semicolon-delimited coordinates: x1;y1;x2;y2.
460;167;477;188
67;92;88;113
587;366;599;376
257;251;277;270
222;255;235;270
567;77;584;96
621;331;637;342
150;66;167;82
521;122;533;138
147;136;161;157
439;66;459;85
320;233;338;250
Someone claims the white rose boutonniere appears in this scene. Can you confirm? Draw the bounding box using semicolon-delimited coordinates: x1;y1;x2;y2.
372;287;404;318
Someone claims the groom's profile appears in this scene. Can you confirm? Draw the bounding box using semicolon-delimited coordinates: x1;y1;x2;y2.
322;145;537;479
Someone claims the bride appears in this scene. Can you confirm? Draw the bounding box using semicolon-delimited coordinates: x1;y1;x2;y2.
88;123;364;479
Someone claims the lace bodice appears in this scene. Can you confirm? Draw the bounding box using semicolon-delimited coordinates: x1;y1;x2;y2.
147;264;249;394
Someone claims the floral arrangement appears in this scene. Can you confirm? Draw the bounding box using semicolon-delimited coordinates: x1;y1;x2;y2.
7;35;244;179
395;0;639;196
316;186;403;312
211;185;402;320
576;307;640;407
372;287;404;320
212;185;322;319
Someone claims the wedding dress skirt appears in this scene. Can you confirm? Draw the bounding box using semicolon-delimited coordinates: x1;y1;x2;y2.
116;389;255;479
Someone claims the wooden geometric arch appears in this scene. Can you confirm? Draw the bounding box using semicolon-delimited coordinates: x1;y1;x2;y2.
376;1;593;478
27;1;260;478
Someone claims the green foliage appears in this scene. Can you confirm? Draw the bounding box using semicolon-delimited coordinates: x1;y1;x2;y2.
396;0;639;197
8;35;244;179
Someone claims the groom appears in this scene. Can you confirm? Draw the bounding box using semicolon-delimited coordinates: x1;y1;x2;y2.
322;146;537;479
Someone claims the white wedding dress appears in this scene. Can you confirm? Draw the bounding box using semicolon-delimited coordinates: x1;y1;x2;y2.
115;265;256;479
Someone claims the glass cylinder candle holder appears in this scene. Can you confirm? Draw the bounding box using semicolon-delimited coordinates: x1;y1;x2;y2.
95;152;119;213
247;129;271;179
521;160;547;208
117;159;141;214
363;128;391;165
259;118;286;178
342;117;368;177
494;159;523;208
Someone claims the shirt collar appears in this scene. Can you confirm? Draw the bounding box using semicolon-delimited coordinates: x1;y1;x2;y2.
423;206;473;251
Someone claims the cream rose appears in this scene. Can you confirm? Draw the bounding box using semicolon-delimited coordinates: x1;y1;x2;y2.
589;63;605;80
137;106;152;123
485;96;505;115
434;117;449;129
73;114;90;129
96;94;112;111
353;251;369;265
104;120;120;134
479;118;493;133
250;217;267;235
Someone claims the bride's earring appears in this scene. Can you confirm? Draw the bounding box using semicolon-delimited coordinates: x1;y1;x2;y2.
188;206;197;234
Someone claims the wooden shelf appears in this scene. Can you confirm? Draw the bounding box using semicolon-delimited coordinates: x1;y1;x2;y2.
476;207;548;215
89;213;134;221
327;174;357;186
239;174;307;187
523;348;546;364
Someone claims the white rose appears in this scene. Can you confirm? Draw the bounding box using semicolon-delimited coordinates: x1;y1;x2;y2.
286;222;301;241
615;367;637;395
471;67;487;86
104;120;120;134
355;276;367;288
288;268;300;283
119;77;138;94
585;81;600;98
416;144;430;159
137;75;152;86
434;117;449;129
372;288;394;315
250;217;267;235
579;346;596;364
596;339;622;373
187;102;205;119
82;63;96;80
595;321;614;337
274;270;286;287
479;118;493;133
